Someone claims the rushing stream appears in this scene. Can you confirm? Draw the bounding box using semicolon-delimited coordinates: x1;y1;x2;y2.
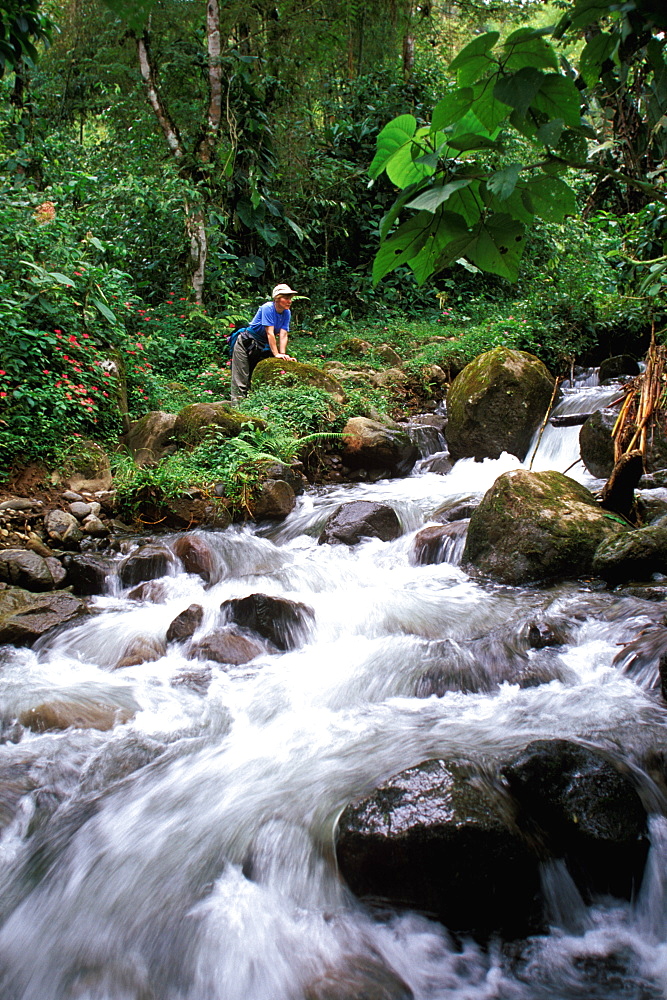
3;378;667;999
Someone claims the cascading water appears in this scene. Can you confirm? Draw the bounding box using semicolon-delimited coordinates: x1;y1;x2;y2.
1;379;667;999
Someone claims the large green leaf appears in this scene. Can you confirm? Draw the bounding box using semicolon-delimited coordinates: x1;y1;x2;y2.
526;175;577;221
372;213;435;284
469;214;526;280
503;28;559;73
446;182;483;227
487;164;522;200
431;88;474;131
406;178;473;212
379;183;421;240
447;133;502;152
368;115;417;179
485;184;535;227
450;31;500;87
470;78;513;132
579;32;616;87
386;126;436;187
100;0;156;32
409;212;470;285
536;118;565;147
494;67;546;118
533;75;581;128
92;298;117;324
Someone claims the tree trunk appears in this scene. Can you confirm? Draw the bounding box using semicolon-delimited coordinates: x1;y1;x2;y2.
186;204;208;306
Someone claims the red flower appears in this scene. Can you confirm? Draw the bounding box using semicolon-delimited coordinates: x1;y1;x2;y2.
0;370;5;376
68;335;78;343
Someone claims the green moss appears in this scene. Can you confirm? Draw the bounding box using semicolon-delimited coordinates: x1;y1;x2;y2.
173;402;263;446
252;358;346;400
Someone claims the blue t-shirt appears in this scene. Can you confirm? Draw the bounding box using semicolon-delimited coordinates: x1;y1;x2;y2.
247;302;291;349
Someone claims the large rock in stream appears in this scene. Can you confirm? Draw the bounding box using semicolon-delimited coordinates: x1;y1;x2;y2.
335;759;543;940
0;587;89;646
592;516;667;584
445;346;557;462
319;501;402;546
502;740;648;900
462;469;630;584
341;418;419;477
336;743;648;940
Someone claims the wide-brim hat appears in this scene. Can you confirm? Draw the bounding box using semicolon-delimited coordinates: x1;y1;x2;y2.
272;283;298;298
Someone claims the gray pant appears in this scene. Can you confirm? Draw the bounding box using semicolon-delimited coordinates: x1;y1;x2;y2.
230;335;266;402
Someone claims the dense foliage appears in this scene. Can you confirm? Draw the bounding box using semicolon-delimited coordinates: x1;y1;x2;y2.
0;0;665;497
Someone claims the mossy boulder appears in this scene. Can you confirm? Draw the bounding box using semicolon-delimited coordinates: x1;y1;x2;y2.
173;402;262;446
123;411;177;467
592;516;667;584
446;346;556;462
252;358;346;402
463;469;631;584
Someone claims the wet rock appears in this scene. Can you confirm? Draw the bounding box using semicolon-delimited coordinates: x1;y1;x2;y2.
170;666;213;694
118;544;176;588
114;635;166;669
432;498;481;523
259;461;307;495
599;355;640;382
411;521;469;566
123;410;178;467
581;409;667;478
319;501;402;546
341;417;419;477
636;493;667;525
593;517;667;584
43;508;83;548
526;621;566;649
414;658;494;696
0;764;37;831
417;453;452;475
0;587;89;645
220;593;315;651
502;740;648;900
463;469;630;585
0;549;64;591
336;759;543;939
639;469;667;490
166;604;204;643
64;553;113;596
82;515;110;538
127;580;169;603
172;535;217;584
249;479;296;520
304;955;413;1000
19;699;137;732
445;346;557;462
189;626;265;666
78;733;165;793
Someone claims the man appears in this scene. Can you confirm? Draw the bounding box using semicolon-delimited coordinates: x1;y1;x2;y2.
230;283;298;401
